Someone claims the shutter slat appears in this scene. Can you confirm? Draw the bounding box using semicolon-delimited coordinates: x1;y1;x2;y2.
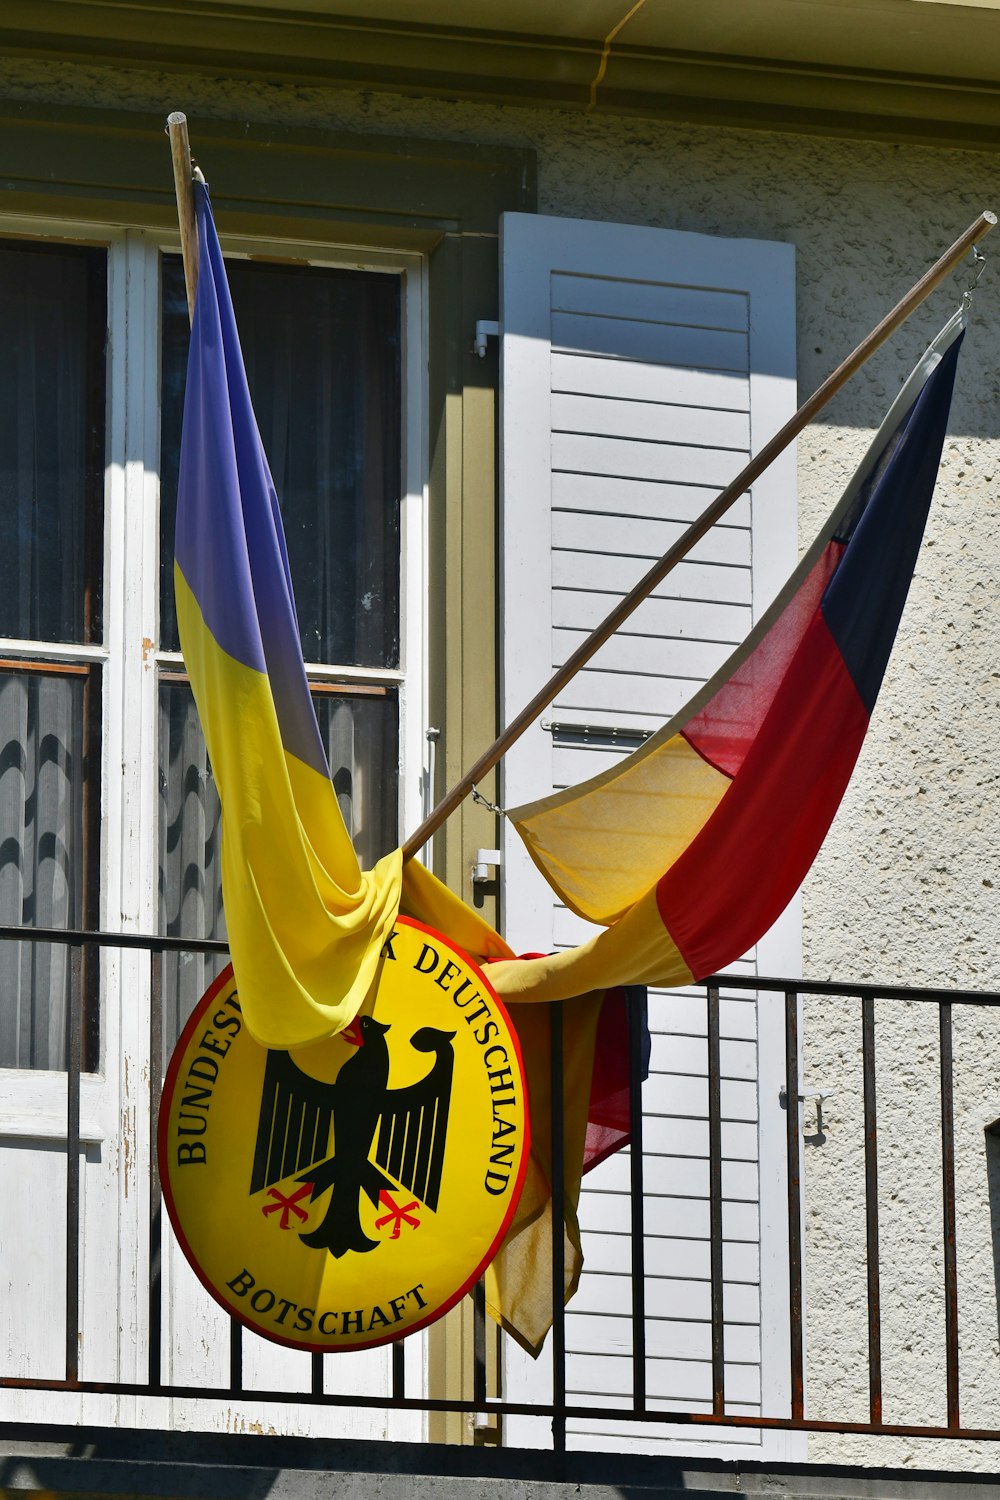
552;311;748;372
553;472;753;526
552;391;751;448
552;351;749;409
551;272;749;330
552;431;748;486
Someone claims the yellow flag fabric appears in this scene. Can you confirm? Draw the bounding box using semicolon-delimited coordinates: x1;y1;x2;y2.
514;730;731;925
174;578;403;1051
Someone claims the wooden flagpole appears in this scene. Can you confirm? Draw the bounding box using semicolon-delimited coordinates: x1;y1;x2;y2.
402;209;996;862
167;112;199;325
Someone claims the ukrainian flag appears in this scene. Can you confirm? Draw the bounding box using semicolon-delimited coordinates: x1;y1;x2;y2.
174;182;402;1050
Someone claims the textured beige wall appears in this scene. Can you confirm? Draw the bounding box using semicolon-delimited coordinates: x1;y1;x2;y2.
4;55;999;1469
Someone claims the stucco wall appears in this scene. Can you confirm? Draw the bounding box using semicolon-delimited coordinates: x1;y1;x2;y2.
3;54;998;1470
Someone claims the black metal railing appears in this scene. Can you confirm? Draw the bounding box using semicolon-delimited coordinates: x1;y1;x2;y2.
2;922;999;1455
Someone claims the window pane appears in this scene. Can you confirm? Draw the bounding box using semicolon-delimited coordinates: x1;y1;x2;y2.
157;679;227;1063
313;689;399;871
158;680;398;1058
0;243;106;645
160;256;401;669
0;668;95;1069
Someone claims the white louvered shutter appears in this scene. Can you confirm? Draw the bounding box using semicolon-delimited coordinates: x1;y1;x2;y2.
499;210;804;1461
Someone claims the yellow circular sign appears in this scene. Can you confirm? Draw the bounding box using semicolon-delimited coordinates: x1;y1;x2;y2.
159;917;529;1351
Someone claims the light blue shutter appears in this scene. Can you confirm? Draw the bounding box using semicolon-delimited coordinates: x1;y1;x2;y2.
499;210;803;1461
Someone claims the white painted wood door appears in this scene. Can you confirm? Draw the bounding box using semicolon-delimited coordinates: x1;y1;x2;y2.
0;227;158;1431
498;210;805;1460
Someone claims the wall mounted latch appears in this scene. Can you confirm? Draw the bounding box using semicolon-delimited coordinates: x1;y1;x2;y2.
781;1086;834;1140
472;848;502;884
473;320;499;358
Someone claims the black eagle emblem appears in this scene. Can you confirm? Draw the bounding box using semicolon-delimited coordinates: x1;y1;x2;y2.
249;1018;455;1258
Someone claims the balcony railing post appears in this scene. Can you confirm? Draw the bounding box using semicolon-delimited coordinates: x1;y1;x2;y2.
148;946;164;1392
65;943;83;1387
940;1001;960;1429
707;982;726;1416
473;1278;487;1410
861;994;883;1425
784;988;804;1423
229;1318;244;1392
627;986;647;1415
392;1337;407;1402
549;1002;567;1460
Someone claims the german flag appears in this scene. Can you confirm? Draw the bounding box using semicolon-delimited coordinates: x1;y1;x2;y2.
502;311;964;998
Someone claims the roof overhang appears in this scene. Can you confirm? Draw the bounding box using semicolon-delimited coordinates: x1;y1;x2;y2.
7;0;1000;149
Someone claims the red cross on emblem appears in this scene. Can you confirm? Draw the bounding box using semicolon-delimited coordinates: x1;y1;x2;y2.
262;1182;313;1230
375;1190;421;1239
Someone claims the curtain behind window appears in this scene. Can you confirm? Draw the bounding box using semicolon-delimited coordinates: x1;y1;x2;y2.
0;671;87;1068
157;680;227;1061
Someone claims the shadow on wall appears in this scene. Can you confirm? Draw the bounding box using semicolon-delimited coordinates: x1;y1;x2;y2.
987;1118;1000;1343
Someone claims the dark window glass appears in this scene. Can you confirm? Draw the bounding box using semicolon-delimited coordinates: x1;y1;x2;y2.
0;243;105;645
159;255;401;668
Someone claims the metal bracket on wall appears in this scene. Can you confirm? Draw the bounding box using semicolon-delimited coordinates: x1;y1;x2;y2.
541;718;653;745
